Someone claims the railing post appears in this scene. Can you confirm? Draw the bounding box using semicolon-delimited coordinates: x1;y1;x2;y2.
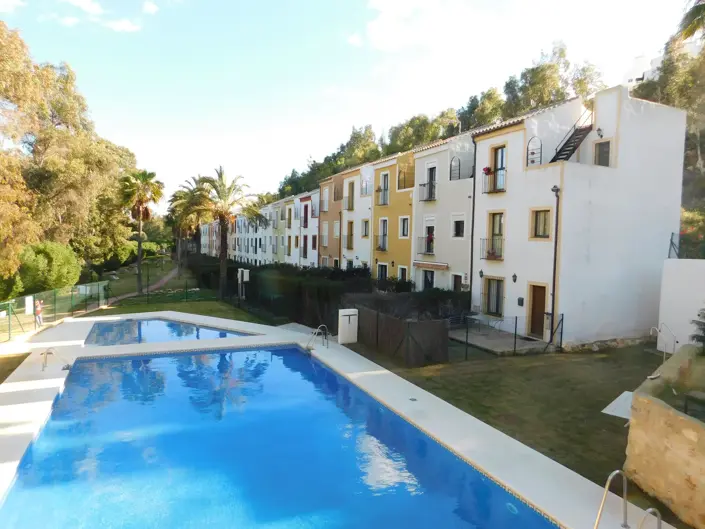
514;316;518;354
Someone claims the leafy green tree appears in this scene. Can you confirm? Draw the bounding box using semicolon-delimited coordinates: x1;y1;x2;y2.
386;115;439;155
571;62;606;100
120;170;164;294
169;176;210;268
457;95;479;132
15;242;81;294
677;0;705;42
474;89;505;126
502;76;523;118
199;167;265;298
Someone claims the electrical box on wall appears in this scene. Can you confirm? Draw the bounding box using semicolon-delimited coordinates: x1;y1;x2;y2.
517;297;524;307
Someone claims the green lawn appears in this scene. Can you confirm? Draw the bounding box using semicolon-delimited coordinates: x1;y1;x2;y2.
86;300;262;323
0;354;29;384
103;257;175;298
347;342;691;528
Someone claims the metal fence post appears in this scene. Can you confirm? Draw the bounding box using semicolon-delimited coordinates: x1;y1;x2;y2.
8;305;12;340
513;316;518;354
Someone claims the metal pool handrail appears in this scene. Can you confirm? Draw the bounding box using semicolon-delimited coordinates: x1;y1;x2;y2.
306;325;329;350
637;508;662;529
593;469;629;529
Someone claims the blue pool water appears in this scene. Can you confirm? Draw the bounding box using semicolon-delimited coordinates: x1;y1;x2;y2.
0;347;558;529
84;318;246;346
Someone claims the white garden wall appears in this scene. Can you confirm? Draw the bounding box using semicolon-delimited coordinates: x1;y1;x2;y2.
657;259;705;353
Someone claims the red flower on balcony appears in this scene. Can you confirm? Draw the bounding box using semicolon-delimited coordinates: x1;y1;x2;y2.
482;166;493;176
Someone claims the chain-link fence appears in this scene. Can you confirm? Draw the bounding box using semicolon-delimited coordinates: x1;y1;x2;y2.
0;281;109;342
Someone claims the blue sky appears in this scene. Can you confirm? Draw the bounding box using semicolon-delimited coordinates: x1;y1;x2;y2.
1;0;689;210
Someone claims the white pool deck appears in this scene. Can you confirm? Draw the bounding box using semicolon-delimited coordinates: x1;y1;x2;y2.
0;311;672;529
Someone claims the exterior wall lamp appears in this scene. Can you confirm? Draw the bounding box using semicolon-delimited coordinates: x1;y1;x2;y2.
391;261;395;267
479;270;484;278
596;127;603;138
512;273;517;283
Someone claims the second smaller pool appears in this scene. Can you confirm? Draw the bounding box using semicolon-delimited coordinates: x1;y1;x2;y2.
84;318;247;346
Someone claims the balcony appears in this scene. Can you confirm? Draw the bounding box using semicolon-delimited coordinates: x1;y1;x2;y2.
334;186;343;201
312;203;319;217
419;181;436;201
272;218;279;229
320;199;329;213
480;237;504;260
376;235;388;251
287;218;292;229
321;235;329;248
343;235;353;250
417;236;434;255
361;181;371;196
294;208;300;220
343;196;354;211
482;168;506;194
376;188;389;206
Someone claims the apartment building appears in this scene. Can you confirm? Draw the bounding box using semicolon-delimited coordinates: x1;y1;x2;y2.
318;171;344;268
341;165;374;269
199;220;220;258
299;189;320;267
371;151;415;281
412;134;475;290
469;85;685;344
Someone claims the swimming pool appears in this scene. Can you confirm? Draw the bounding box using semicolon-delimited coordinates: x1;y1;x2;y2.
84;318;247;346
0;347;558;529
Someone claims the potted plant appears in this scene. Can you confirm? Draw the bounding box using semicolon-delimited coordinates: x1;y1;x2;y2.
482;166;493;176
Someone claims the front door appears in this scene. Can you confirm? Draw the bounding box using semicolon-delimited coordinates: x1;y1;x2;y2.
530;285;546;338
423;270;434;290
453;275;462;292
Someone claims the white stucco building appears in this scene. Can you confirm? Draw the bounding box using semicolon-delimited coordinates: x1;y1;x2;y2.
412;133;475;291
342;165;373;269
469;85;686;346
281;190;319;268
657;259;705;353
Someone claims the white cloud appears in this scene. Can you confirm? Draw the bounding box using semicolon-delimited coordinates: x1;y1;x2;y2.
143;1;158;15
0;0;25;14
347;33;363;47
103;18;141;32
59;16;80;26
60;0;103;15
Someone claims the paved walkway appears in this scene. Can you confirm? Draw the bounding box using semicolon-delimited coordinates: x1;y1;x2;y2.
108;267;179;304
448;326;548;355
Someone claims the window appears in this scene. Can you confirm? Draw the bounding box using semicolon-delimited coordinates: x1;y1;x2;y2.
532;209;550;239
423;270;434;290
312;235;317;250
334;258;340;269
453;219;465;238
484;278;504;316
490;212;504;237
452;274;463;292
347;259;353;270
302;235;308;257
287;236;292;256
295;236;299;248
595;141;610;167
399;216;409;238
377;263;388;280
334;221;340;239
427;166;436;184
322;256;329;267
399;266;408;282
362;219;369;237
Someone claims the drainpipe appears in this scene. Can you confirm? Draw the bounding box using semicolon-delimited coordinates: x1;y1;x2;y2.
468;137;478;313
550;184;561;343
339;209;343;268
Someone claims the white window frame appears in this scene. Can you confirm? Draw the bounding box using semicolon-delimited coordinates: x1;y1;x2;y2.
322;256;329;267
398;265;408;282
377;262;389;280
333;220;340;239
362;219;370;237
451;213;466;239
399;216;410;239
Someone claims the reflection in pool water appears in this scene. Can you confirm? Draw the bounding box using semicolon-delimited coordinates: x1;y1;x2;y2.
84;318;246;346
0;347;558;529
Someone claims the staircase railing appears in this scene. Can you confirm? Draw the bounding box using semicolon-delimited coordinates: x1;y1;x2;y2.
306;324;329;350
649;323;678;364
593;469;629;529
554;107;593;156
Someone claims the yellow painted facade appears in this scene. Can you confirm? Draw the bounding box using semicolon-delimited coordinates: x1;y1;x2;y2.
372;151;415;279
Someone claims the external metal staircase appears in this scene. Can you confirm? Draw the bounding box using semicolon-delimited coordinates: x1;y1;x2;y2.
550;109;594;163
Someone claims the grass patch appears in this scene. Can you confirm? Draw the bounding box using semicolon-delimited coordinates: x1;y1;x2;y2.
346;342;690;528
0;354;29;384
85;300;263;323
103;258;175;298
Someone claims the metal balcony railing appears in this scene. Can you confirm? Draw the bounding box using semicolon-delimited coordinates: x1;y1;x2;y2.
480;237;504;260
419;181;436;201
294;208;300;220
482;168;506;193
376;235;388;251
312;203;319;217
361;181;371;196
334;187;343;201
287;218;292;229
321;235;329;248
417;236;435;255
343;196;354;211
376;188;389;206
320;199;329;213
343;235;353;250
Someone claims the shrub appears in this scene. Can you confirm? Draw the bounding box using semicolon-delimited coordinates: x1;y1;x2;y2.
15;242;82;295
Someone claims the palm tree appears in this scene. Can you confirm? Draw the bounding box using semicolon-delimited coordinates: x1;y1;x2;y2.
120;170;164;294
168;176;210;271
199;167;265;299
677;0;705;41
